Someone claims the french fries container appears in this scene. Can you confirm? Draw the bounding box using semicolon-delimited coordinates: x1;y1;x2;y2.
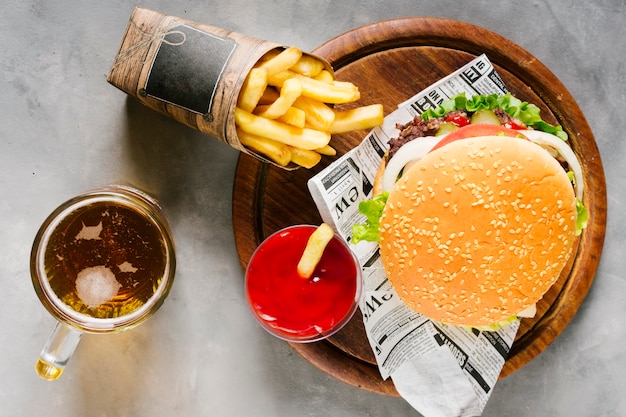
107;7;332;168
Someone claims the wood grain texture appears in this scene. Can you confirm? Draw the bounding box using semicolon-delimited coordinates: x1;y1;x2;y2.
232;17;607;396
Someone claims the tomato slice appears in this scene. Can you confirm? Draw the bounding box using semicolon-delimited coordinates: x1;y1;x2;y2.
430;123;527;153
445;114;470;127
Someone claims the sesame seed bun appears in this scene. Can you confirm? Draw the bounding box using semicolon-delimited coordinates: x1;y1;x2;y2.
378;136;577;327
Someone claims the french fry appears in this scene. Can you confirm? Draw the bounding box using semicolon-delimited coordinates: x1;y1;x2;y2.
256;46;302;77
238;68;268;113
329;104;384;134
288;146;322;169
314;145;336;156
276;107;306;128
253;77;302;119
313;69;334;84
254;105;306;128
297;223;335;279
290;54;325;77
292;96;335;132
235;107;330;150
237;128;292;166
333;80;358;89
235;46;384;169
268;70;360;104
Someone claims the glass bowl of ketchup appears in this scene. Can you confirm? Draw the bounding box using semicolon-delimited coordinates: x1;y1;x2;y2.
245;225;362;343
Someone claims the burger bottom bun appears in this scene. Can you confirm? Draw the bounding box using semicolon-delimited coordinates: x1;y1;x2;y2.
379;136;577;327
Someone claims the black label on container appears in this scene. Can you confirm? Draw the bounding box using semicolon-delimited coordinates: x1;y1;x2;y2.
145;24;236;114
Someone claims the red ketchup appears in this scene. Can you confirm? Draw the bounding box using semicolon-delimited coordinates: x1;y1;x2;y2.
245;225;362;342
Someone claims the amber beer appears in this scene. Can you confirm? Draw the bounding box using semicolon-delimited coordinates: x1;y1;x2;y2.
42;199;167;319
31;186;175;380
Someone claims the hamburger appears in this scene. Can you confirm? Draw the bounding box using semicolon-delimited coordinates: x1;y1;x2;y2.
352;93;588;329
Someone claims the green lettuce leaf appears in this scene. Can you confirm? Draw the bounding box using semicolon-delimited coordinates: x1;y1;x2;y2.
421;92;568;140
351;192;388;244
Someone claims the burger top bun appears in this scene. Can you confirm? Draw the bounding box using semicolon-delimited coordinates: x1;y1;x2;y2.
378;136;577;327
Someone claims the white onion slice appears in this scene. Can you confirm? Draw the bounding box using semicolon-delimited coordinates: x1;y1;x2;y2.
382;136;444;193
517;303;537;318
521;130;584;200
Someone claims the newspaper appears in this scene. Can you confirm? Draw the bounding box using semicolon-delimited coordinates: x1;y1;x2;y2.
308;55;520;417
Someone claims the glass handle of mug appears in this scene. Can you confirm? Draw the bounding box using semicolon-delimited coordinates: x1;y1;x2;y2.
35;322;82;381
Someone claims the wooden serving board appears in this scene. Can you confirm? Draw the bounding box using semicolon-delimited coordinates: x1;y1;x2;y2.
232;17;607;396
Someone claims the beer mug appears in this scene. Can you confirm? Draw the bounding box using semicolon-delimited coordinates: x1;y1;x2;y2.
30;185;176;380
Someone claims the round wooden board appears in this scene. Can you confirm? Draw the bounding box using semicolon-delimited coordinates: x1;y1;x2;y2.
232;17;607;396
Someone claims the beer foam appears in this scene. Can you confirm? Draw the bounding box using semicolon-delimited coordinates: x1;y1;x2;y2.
117;261;138;273
75;221;103;240
76;265;122;308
